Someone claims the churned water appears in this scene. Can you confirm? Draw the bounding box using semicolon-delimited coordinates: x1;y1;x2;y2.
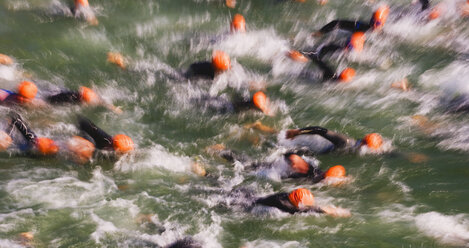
1;0;469;247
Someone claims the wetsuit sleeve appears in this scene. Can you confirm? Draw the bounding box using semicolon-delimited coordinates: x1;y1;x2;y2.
291;165;325;183
310;57;336;81
77;116;113;150
317;44;343;60
46;91;81;104
318;20;371;34
9;113;37;144
232;99;255;112
185;61;215;80
298;126;353;149
420;0;430;11
255;193;298;214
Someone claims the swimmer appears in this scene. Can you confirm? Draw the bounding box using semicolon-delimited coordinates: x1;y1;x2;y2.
77;116;134;154
185;50;231;80
313;5;390;36
310;32;366;60
46;86;122;114
71;0;98;25
287;50;356;82
255;188;351;217
207;145;347;185
286;126;384;153
7;112;59;156
0;81;39;106
310;55;356;82
194;91;273;115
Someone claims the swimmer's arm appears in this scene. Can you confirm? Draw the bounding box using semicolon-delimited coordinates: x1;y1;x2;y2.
317;20;359;34
287;126;351;149
102;102;123;114
310;57;336;81
318;205;351;217
316;44;343;60
9;113;37;144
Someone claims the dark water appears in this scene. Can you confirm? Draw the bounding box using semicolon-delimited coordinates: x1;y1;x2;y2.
1;0;469;247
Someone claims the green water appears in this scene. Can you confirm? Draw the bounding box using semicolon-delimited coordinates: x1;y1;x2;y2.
1;0;469;247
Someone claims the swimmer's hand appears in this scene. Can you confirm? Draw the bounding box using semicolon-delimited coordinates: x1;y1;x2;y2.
106;104;123;114
321;206;351;218
86;16;99;26
244;121;277;134
286;129;301;139
311;31;323;37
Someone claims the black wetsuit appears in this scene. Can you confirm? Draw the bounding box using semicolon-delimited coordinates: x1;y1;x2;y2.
319;19;372;35
8;113;38;150
255;192;324;214
185;61;215;80
166;238;202;248
46;91;81;104
295;126;360;152
77;117;113;150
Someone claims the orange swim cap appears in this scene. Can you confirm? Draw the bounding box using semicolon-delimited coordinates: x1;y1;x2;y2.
339;68;355;83
212;51;231;72
287;50;309;63
79;86;100;104
36;137;59;155
428;5;441;20
288;188;315;208
288;154;309;174
231;14;246;33
113;134;134;153
226;0;236;8
325;165;346;178
67;136;95;162
0;131;12;151
18;81;37;100
348;32;366;52
252;91;269;114
75;0;89;8
372;5;390;30
363;133;383;150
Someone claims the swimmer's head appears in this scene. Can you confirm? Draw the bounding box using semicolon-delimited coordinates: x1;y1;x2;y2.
35;137;59;155
339;68;355;83
371;5;390;30
226;0;236;8
212;50;231;72
324;165;346;178
18;81;37;101
231;14;246;33
113;134;134;154
0;131;12;151
79;86;100;104
75;0;89;8
287;50;309;63
288;188;315;208
288;154;309;174
67;136;95;163
428;4;444;20
347;32;366;52
362;133;383;150
252;91;270;114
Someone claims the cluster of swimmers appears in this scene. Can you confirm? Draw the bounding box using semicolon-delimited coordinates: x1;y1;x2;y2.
2;0;469;247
